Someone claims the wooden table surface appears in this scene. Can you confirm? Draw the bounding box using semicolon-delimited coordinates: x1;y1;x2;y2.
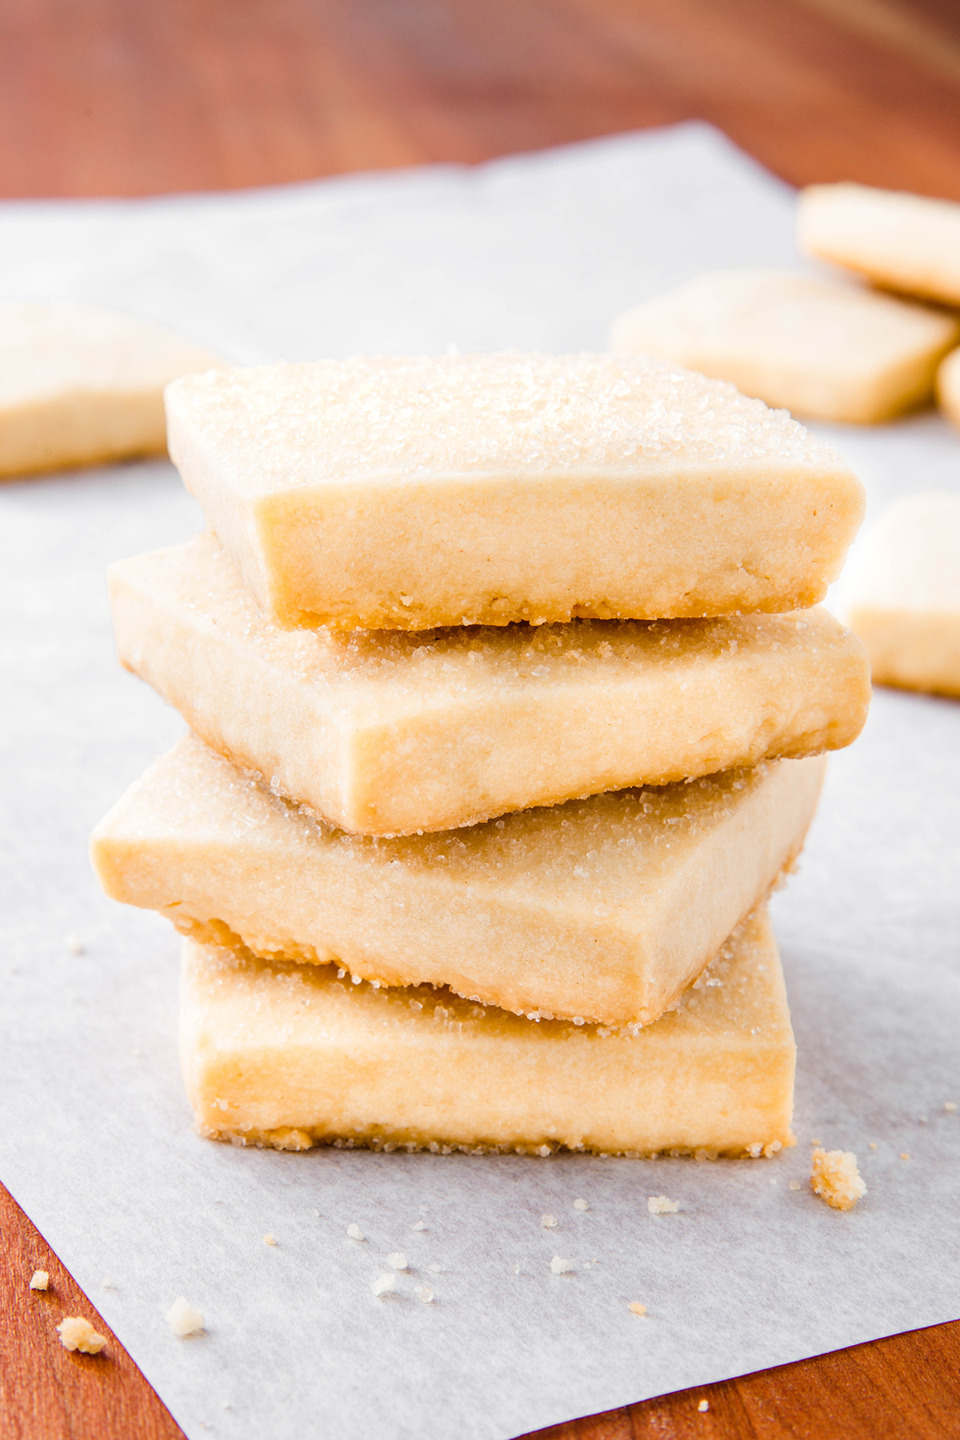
2;2;959;1436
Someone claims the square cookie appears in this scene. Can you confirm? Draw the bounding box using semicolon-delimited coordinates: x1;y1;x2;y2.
164;352;863;629
181;906;796;1158
846;492;960;697
108;533;867;835
799;183;960;308
0;301;222;477
610;271;958;424
92;734;825;1028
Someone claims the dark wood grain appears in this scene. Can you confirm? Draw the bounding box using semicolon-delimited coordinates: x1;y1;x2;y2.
523;1320;960;1438
3;2;960;1436
2;0;960;199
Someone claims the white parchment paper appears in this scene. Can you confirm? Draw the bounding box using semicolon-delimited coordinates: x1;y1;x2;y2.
1;124;958;1440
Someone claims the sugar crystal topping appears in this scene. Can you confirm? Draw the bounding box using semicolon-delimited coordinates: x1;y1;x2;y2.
170;352;838;487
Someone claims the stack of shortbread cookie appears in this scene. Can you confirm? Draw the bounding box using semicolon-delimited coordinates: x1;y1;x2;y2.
91;352;870;1161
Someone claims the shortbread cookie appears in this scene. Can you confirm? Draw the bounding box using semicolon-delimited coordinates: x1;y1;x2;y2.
0;302;222;477
936;346;960;430
799;183;960;307
92;734;824;1027
164;353;863;629
181;906;796;1157
610;271;958;423
109;534;868;835
846;492;960;697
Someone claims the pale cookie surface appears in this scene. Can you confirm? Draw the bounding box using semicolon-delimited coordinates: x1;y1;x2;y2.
799;183;960;307
846;493;960;697
109;533;868;836
92;735;825;1027
610;271;958;424
0;302;222;478
165;352;863;629
181;906;796;1157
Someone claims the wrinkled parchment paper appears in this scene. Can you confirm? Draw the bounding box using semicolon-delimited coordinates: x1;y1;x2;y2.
1;124;958;1440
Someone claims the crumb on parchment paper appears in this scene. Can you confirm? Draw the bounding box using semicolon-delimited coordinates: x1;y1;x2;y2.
550;1256;574;1274
647;1196;679;1214
628;1301;647;1316
166;1298;205;1337
811;1148;866;1211
57;1317;106;1354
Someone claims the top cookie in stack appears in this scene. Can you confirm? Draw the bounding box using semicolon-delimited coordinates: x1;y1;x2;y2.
164;352;863;631
107;352;868;839
93;351;870;1158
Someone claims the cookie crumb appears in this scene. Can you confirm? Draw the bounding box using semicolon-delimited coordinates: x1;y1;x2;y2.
945;1102;957;1112
411;1221;427;1232
29;1270;49;1291
57;1316;106;1353
415;1286;434;1304
900;1152;910;1161
65;935;84;955
541;1214;557;1228
372;1274;395;1297
788;1180;800;1191
647;1196;679;1215
386;1252;408;1270
811;1149;866;1210
698;1399;710;1412
573;1199;589;1211
550;1256;574;1275
263;1233;276;1246
628;1301;647;1316
166;1298;205;1337
346;1224;364;1240
869;1142;878;1150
